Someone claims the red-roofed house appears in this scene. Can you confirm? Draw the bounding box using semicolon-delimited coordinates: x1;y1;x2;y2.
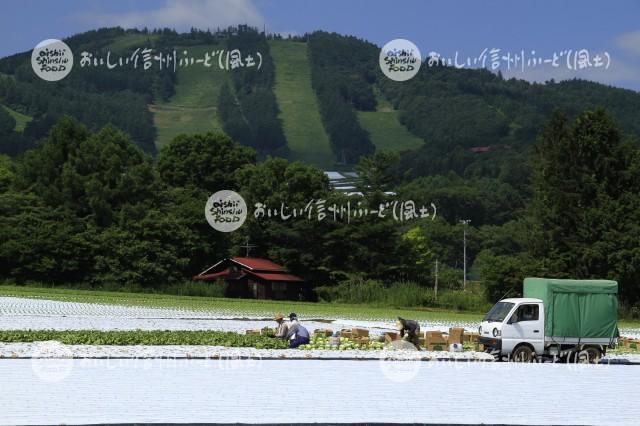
192;257;308;300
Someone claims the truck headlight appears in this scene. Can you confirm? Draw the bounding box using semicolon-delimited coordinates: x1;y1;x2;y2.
492;328;500;337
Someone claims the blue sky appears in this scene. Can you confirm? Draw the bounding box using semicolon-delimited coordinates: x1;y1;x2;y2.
2;0;640;90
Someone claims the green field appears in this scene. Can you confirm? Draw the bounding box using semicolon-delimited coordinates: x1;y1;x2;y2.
0;285;483;322
270;40;335;168
1;104;31;132
0;329;287;348
148;40;421;157
150;44;227;148
357;90;424;152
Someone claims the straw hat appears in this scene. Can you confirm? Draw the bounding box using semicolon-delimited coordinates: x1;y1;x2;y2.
274;312;284;321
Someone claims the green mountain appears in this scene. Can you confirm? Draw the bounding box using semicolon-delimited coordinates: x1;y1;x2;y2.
1;26;640;180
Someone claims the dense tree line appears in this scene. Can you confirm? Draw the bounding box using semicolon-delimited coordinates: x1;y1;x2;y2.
217;26;288;156
0;117;412;291
307;31;377;163
475;109;640;303
1;109;639;307
377;60;640;190
0;27;180;155
2;28;640;308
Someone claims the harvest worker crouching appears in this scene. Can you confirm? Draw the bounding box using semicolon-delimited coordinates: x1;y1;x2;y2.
396;317;421;348
286;312;310;348
273;311;289;339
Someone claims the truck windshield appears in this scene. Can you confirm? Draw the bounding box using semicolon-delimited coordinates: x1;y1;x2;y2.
483;302;515;322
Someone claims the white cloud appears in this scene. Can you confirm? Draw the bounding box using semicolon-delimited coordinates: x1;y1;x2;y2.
615;30;640;56
78;0;264;32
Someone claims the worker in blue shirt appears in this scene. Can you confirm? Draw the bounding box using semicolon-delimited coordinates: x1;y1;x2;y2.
286;312;310;348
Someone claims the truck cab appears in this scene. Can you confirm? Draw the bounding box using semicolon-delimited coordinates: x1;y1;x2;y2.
480;278;618;363
479;298;544;361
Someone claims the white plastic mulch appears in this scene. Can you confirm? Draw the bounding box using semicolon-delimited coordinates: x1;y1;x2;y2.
2;359;639;425
0;340;494;361
0;296;479;334
2;296;639;362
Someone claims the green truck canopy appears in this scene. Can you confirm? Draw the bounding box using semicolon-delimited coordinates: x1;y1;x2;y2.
523;278;618;339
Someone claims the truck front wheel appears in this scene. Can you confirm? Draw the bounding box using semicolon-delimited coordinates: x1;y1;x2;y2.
511;345;535;363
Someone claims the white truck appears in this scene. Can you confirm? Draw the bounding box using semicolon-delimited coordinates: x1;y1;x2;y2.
479;278;619;363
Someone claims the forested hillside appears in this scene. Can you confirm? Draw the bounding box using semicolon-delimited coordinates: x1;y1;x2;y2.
2;27;640;174
1;27;640;308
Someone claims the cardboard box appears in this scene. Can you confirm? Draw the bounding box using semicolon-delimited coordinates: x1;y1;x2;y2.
425;331;447;346
341;330;352;339
353;337;370;345
384;331;399;343
314;329;333;337
448;327;465;344
467;332;480;343
351;328;369;338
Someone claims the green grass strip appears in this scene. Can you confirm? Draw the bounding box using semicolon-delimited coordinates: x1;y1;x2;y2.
0;329;288;349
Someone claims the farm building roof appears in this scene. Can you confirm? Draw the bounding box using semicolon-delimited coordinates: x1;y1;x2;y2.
193;257;303;283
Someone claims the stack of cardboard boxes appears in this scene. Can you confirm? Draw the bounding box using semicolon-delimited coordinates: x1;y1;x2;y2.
251;324;494;352
313;329;333;337
377;327;486;352
619;336;640;351
383;331;399;343
425;331;448;351
348;328;370;345
448;327;465;345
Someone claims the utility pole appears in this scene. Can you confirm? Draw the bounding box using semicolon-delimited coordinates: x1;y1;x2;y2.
460;219;470;291
434;259;439;300
240;237;257;257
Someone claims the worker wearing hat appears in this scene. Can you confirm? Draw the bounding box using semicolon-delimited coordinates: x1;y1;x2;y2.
286;312;310;348
396;317;421;348
273;311;289;339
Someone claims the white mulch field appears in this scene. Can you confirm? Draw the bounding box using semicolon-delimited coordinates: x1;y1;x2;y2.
1;296;639;362
1;358;639;425
0;296;478;334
